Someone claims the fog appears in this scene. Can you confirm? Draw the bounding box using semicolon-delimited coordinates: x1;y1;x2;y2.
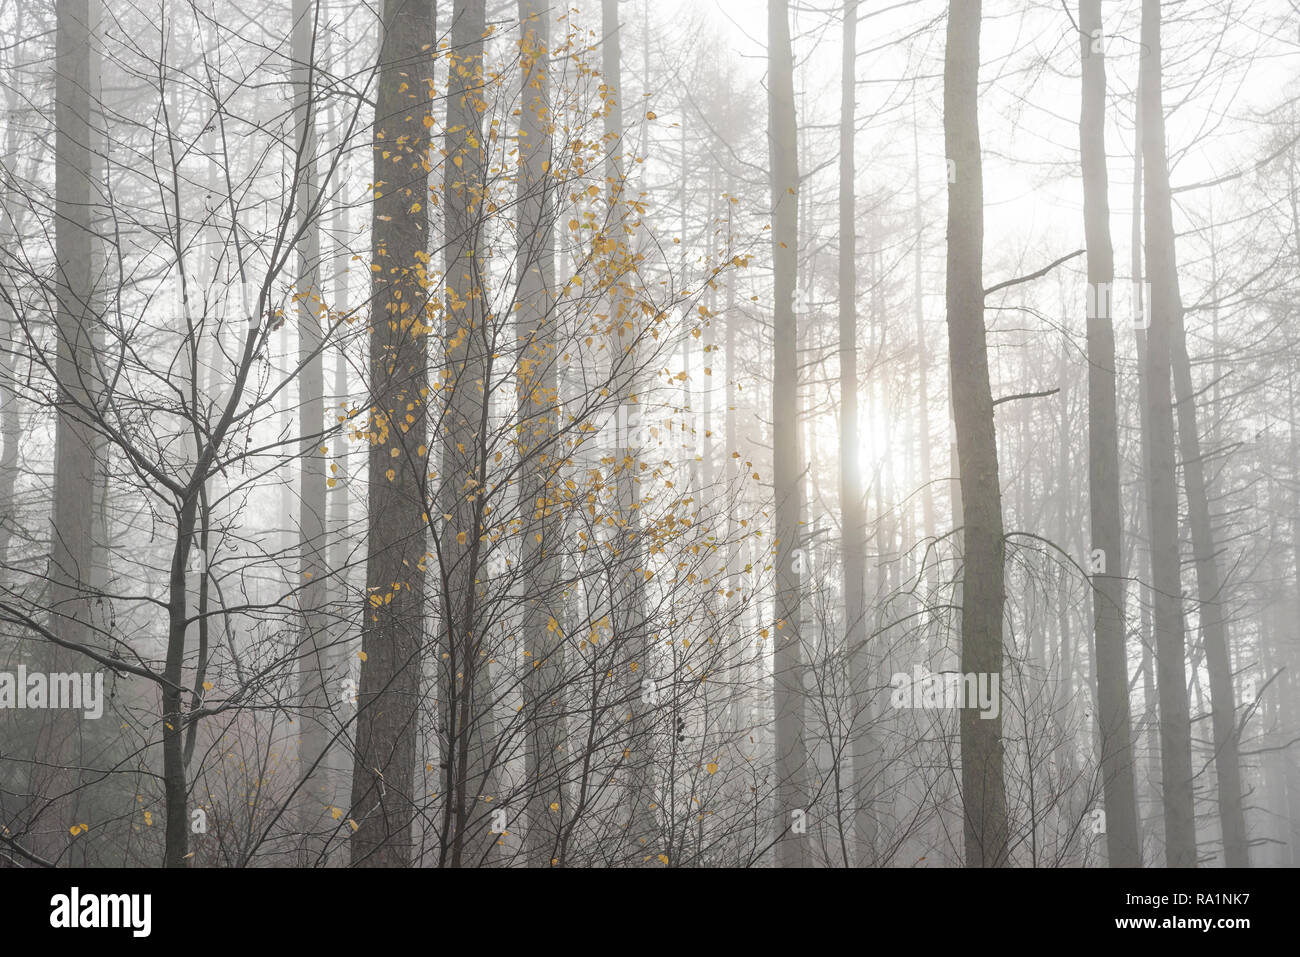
0;0;1296;873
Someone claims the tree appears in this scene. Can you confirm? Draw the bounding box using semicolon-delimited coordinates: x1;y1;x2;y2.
349;0;433;868
439;0;498;868
1138;0;1197;869
1078;0;1141;868
943;0;1008;868
838;0;874;867
768;0;807;869
34;0;98;864
516;0;565;867
290;0;331;865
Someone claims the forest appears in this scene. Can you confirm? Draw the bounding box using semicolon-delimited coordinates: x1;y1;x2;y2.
0;0;1296;871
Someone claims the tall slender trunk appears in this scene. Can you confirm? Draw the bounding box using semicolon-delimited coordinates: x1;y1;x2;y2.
1170;295;1247;867
517;0;564;867
441;0;497;868
1138;0;1197;868
0;3;28;581
1131;69;1162;858
943;0;1008;868
291;0;330;865
37;0;98;864
1288;380;1300;864
349;0;432;868
911;105;935;575
600;0;655;864
768;0;807;869
327;152;352;820
1078;0;1141;867
838;0;873;867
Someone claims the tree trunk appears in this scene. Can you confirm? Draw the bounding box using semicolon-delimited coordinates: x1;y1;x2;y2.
912;104;936;574
517;0;565;867
838;0;873;867
768;0;808;869
1138;0;1197;869
441;0;497;868
600;0;656;865
1169;293;1247;867
1078;0;1141;867
349;0;432;868
36;0;98;864
0;3;28;581
943;0;1008;868
291;0;330;866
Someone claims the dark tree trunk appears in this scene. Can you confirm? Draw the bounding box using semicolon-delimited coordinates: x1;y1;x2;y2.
517;0;565;867
349;0;432;868
37;0;98;864
440;0;497;868
943;0;1009;868
1138;0;1197;869
1079;0;1141;868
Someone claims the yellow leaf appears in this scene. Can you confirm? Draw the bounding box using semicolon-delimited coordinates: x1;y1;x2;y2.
706;762;718;775
358;651;368;662
657;854;669;865
202;681;213;691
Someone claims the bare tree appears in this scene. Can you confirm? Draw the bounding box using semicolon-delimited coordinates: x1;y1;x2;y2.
1078;0;1140;868
943;0;1008;868
349;0;433;868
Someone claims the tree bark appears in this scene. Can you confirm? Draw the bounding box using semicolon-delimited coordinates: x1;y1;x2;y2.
1170;294;1247;867
441;0;497;868
349;0;432;868
517;0;565;867
768;0;808;869
1078;0;1141;867
36;0;98;864
1138;0;1197;869
838;0;874;867
291;0;331;866
943;0;1008;867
